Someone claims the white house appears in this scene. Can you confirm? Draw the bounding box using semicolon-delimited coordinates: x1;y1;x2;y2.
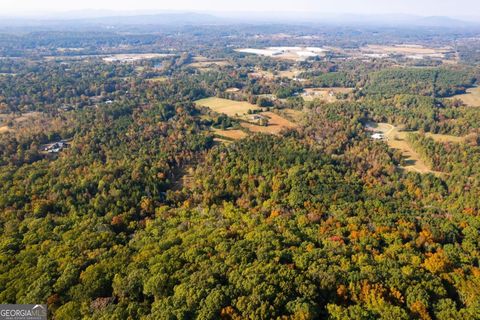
371;133;385;140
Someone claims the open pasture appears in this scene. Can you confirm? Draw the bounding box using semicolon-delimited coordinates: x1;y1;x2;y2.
241;111;297;135
302;87;353;102
103;53;173;62
368;122;464;175
195;97;260;116
188;57;230;69
370;123;435;174
146;76;169;83
450;86;480;107
212;128;248;140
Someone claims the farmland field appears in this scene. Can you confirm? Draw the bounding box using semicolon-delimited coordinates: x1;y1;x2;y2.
241;112;297;135
450;86;480;107
195;97;260;116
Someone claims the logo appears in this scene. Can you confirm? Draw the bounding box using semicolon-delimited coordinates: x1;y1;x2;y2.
0;305;47;320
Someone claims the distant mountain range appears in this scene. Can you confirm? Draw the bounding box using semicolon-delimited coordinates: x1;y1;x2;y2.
0;11;478;28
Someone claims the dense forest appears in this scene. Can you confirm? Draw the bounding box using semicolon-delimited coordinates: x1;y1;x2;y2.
0;24;480;320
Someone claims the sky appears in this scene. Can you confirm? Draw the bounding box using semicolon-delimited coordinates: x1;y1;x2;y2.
1;0;480;17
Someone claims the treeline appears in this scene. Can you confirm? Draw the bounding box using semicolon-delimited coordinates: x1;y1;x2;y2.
362;67;476;98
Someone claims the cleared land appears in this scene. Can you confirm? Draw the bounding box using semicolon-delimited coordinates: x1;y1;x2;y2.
0;112;45;134
195;97;260;117
197;98;300;140
360;45;452;60
302;87;353;102
369;122;464;175
371;123;435;174
280;108;305;123
103;53;173;62
277;69;302;79
425;133;466;143
188;57;230;70
241;112;297;135
146;76;169;83
248;68;305;81
212;128;248;140
237;47;328;61
450;86;480;107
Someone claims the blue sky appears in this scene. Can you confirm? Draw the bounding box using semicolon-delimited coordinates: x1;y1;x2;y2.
1;0;479;17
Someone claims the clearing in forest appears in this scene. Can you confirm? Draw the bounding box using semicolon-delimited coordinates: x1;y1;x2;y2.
195;97;260;117
279;108;304;123
450;86;480;107
240;111;298;135
146;76;169;83
424;133;466;143
188;57;230;70
103;53;173;62
302;87;353;102
368;123;439;174
360;45;452;60
212;128;248;140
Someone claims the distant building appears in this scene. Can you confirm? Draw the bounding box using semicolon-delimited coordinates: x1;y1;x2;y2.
58;105;73;112
44;141;69;153
371;133;385;140
250;114;266;121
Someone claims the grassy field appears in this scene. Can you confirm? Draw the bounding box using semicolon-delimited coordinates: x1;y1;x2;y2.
188;57;230;70
248;68;303;80
370;122;464;175
371;123;436;174
302;87;352;102
450;86;480;107
363;44;450;55
241;112;297;135
146;76;169;83
195;97;260;116
198;99;300;141
0;112;44;134
103;53;173;62
425;133;466;143
279;108;304;123
248;70;275;80
276;69;302;79
212;128;248;140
